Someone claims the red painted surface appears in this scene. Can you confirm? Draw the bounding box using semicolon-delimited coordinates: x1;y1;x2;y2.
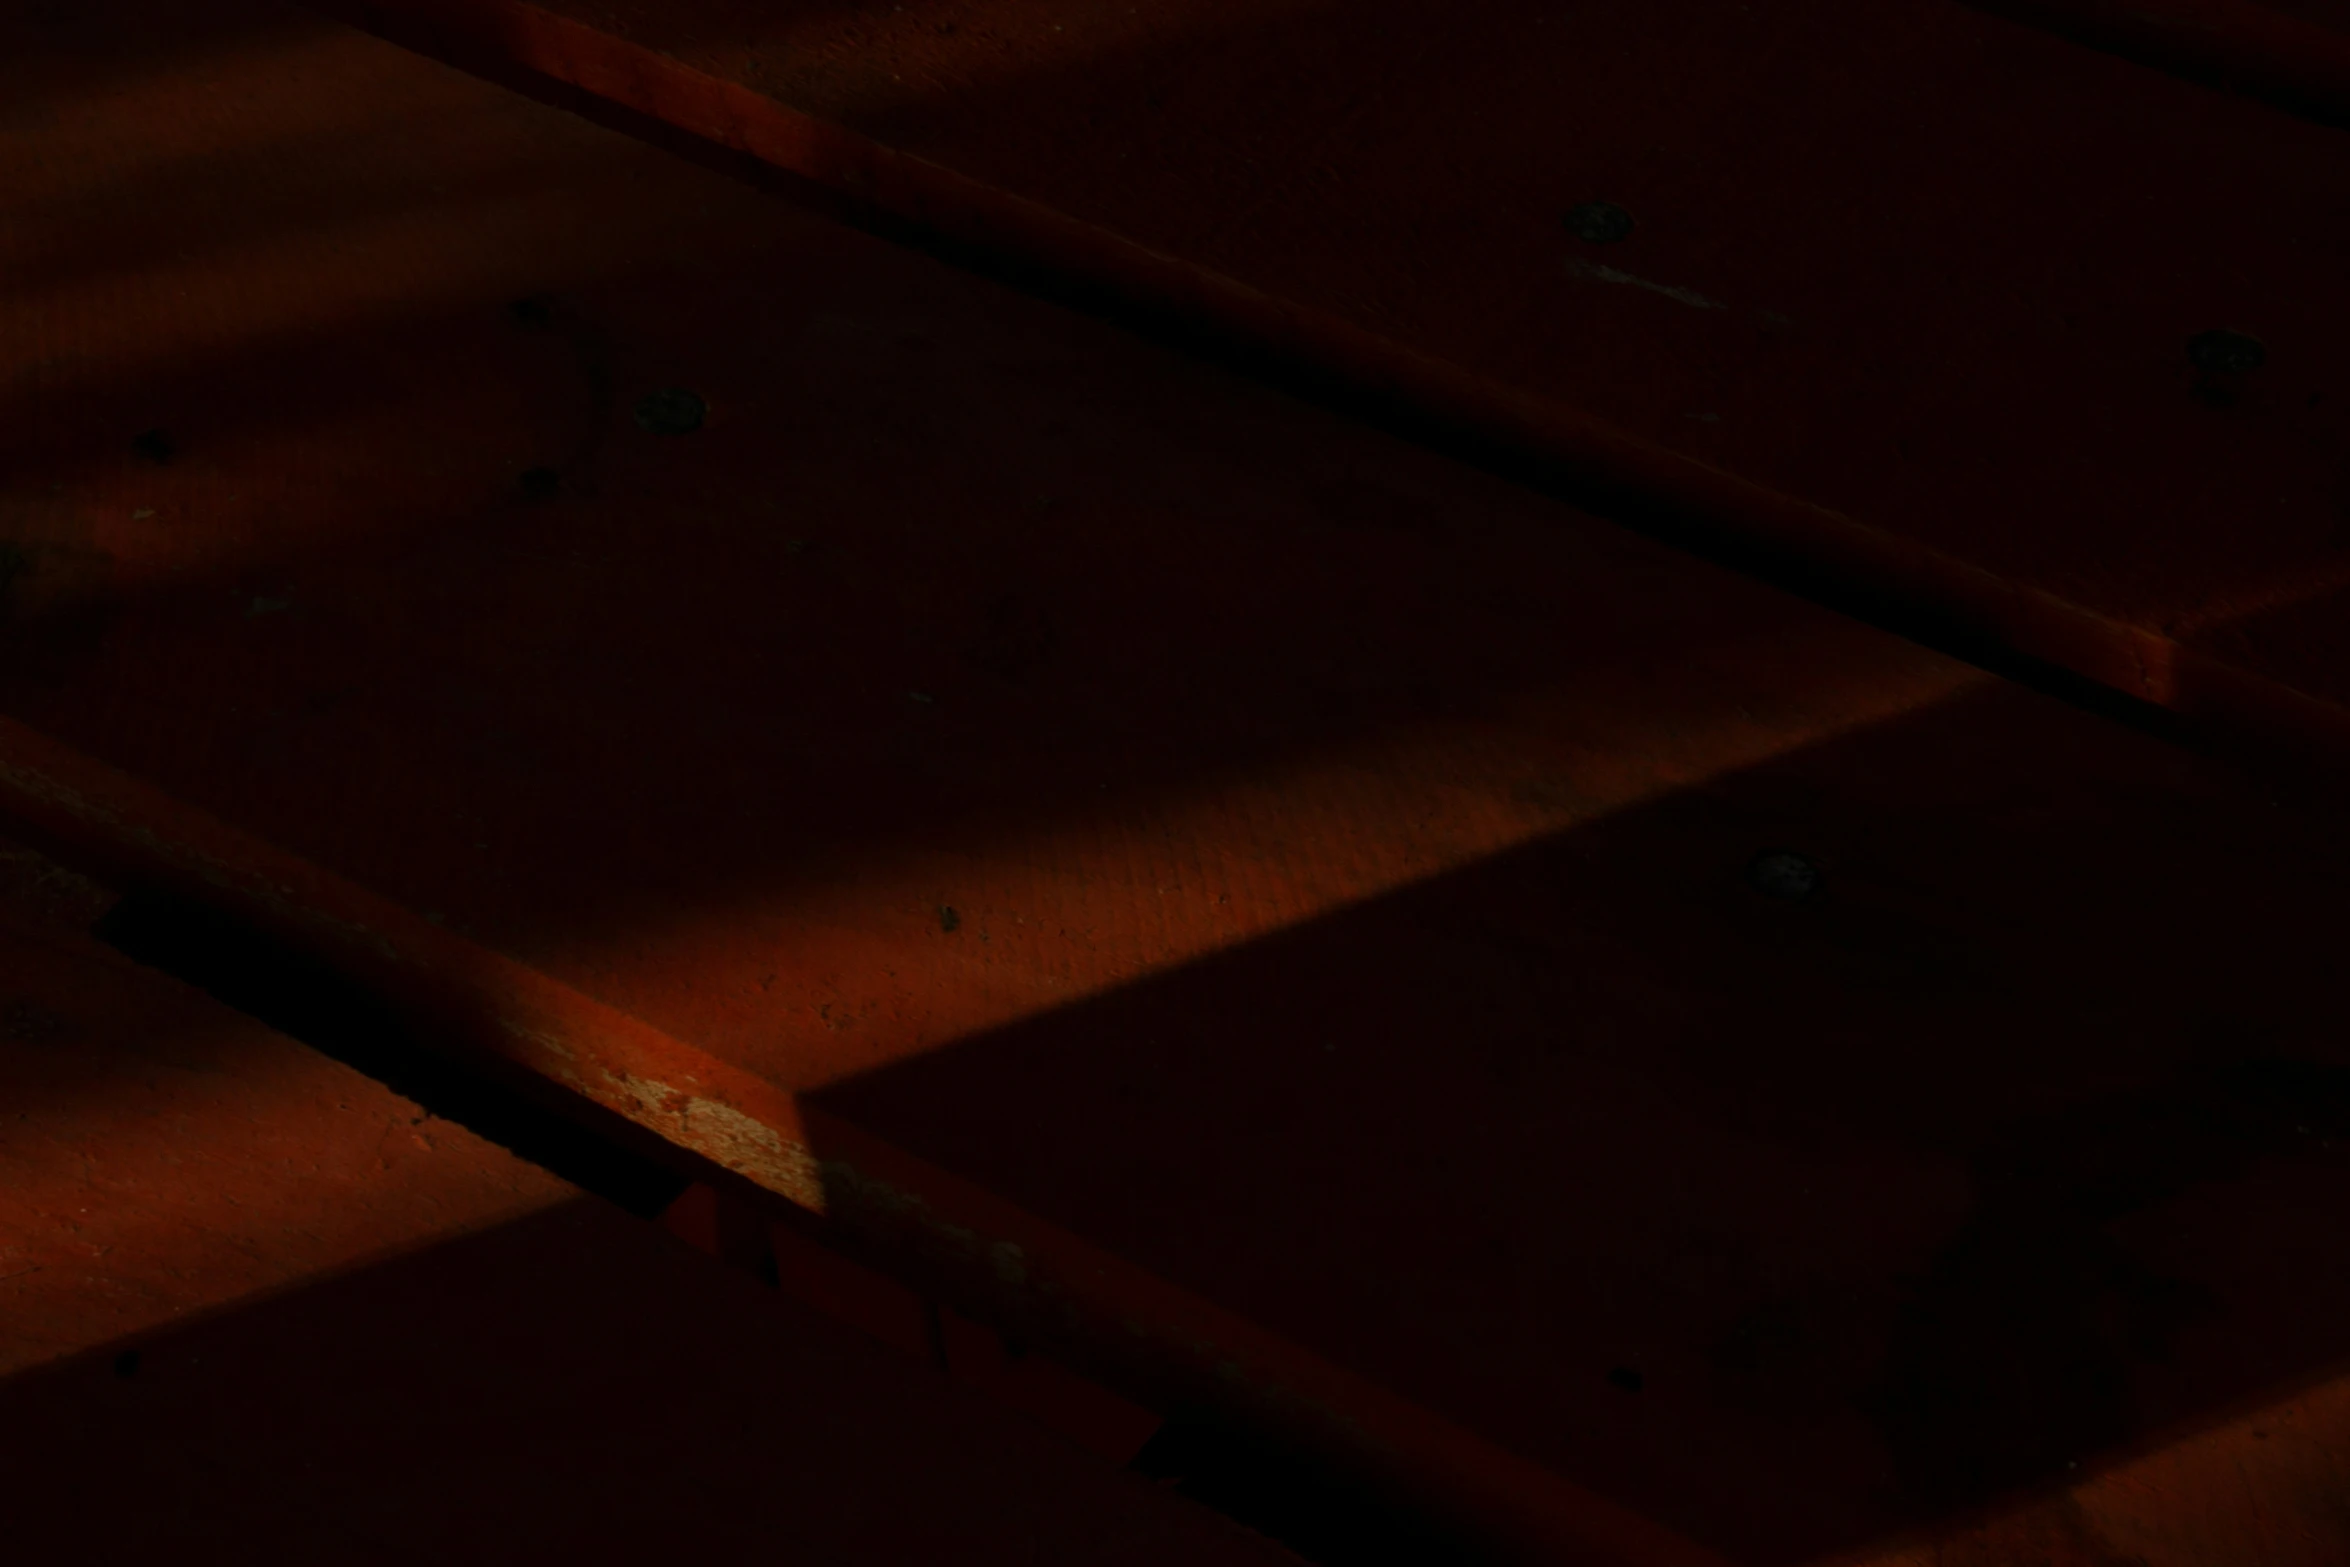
0;844;1255;1561
0;1198;1296;1566
7;4;2350;1565
330;0;2350;772
0;839;574;1376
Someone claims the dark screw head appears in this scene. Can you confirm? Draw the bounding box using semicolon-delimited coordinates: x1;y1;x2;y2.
507;295;555;331
2188;329;2266;375
939;905;961;933
1607;1365;1646;1393
518;466;561;499
1566;201;1635;244
113;1349;141;1379
634;388;707;436
130;429;174;465
1746;850;1821;901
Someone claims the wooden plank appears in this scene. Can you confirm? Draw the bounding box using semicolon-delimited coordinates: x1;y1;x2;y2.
0;1194;1295;1565
0;841;1286;1563
325;0;2350;771
6;4;2350;1564
0;841;573;1376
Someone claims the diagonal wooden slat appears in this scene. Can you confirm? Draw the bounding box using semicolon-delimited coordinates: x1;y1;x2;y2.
325;0;2350;773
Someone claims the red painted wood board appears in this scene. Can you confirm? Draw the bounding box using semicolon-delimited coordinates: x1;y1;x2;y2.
7;4;2350;1564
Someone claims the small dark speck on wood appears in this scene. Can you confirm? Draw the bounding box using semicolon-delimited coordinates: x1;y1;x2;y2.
508;295;556;331
635;388;707;436
2188;328;2266;375
1746;850;1821;901
1566;201;1635;244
